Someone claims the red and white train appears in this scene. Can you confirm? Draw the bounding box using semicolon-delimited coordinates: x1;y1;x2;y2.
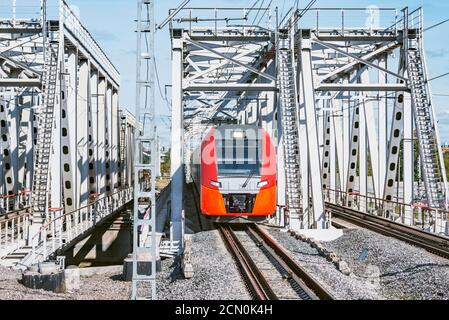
191;125;276;222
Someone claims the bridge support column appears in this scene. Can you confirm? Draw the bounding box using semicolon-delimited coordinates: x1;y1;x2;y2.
360;90;368;213
89;69;99;195
378;56;388;198
300;39;327;229
403;92;414;225
170;37;184;251
276;103;286;227
112;89;119;191
98;77;107;195
78;59;89;207
298;86;309;230
105;83;113;194
67;48;79;210
50;69;62;210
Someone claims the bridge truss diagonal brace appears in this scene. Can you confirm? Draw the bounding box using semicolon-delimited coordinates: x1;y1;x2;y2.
185;38;277;83
314;39;407;83
319;42;400;83
299;43;327;229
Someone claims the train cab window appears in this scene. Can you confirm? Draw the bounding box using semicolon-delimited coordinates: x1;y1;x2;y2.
216;132;262;177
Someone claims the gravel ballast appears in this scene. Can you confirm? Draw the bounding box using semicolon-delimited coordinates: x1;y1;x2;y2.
264;227;383;300
156;229;251;300
323;228;449;300
0;267;130;300
0;229;250;300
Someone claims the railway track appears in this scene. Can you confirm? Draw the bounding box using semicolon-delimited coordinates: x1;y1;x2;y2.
327;202;449;259
219;223;333;300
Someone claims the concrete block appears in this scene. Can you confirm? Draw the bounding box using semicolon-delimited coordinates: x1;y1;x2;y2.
64;266;80;292
28;264;39;273
337;260;351;276
182;236;194;279
79;265;124;277
22;270;65;293
182;262;194;279
38;262;59;275
296;228;344;242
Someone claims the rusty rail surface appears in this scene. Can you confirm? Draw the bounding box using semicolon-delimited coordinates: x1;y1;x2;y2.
219;223;333;300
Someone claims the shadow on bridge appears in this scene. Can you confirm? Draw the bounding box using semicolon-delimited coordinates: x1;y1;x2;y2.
61;203;132;267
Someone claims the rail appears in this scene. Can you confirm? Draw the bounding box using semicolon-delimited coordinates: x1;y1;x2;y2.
219;224;333;300
328;203;449;259
29;187;133;264
324;188;449;236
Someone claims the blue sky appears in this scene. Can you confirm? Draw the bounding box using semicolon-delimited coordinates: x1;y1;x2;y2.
62;0;449;146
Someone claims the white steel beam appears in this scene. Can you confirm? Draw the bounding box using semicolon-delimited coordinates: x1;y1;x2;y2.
314;39;407;81
112;89;119;190
89;69;99;196
403;92;414;225
378;57;388;197
97;77;107;195
319;42;399;82
0;79;41;87
184;83;277;92
171;38;184;246
78;59;89;206
316;84;409;92
300;41;327;229
105;83;113;194
360;94;368;212
185;38;276;82
360;72;380;198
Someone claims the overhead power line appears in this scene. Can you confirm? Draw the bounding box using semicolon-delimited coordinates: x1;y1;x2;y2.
427;71;449;83
424;18;449;32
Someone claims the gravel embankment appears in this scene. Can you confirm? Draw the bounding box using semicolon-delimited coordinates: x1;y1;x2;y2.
0;267;130;300
264;227;384;300
157;229;251;300
0;229;250;300
323;228;449;300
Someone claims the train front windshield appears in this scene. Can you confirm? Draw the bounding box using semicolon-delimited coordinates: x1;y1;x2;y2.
216;134;262;177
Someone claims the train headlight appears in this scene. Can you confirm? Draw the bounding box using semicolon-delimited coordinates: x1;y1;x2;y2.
210;180;222;188
233;131;245;139
257;180;269;188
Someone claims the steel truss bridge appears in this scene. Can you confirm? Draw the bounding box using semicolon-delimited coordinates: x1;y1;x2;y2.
167;4;449;262
0;0;448;301
0;0;137;268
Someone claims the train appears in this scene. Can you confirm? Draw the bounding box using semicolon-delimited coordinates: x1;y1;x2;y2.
190;125;277;222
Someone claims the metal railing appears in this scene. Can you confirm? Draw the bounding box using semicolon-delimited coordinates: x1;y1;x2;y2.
324;188;449;236
0;209;30;258
169;7;272;36
29;187;133;264
0;189;31;213
283;7;399;33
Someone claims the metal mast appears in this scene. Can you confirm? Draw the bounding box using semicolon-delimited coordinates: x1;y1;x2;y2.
132;0;158;300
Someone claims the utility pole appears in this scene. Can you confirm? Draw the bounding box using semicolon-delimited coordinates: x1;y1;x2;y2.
131;0;158;300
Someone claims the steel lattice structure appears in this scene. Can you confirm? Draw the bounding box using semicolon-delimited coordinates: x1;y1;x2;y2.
0;0;135;267
169;5;449;241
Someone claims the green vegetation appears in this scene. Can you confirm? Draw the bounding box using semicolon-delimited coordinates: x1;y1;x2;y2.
444;152;449;181
161;149;171;176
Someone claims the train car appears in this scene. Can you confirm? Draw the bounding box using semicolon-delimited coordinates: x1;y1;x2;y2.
191;125;276;222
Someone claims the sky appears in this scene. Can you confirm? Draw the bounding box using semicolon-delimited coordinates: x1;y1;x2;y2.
10;0;449;146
